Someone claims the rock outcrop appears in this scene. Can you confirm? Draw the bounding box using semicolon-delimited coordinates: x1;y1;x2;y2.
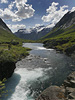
36;71;75;100
64;45;75;55
0;61;16;80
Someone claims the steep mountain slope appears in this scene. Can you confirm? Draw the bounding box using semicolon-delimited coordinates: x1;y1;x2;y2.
15;25;52;40
0;18;12;32
42;11;75;56
42;11;75;39
0;18;23;42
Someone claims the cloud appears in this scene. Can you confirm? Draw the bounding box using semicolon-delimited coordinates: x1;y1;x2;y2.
32;24;43;29
15;4;35;19
14;0;35;19
42;2;68;26
1;0;8;3
0;0;35;21
35;24;41;27
7;24;26;32
0;8;18;20
71;7;75;12
8;2;15;10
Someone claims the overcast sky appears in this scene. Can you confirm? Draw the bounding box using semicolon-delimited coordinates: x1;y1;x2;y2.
0;0;75;32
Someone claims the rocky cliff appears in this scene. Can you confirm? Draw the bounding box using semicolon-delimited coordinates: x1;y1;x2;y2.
36;71;75;100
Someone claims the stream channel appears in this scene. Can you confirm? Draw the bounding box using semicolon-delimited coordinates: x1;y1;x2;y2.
2;43;75;100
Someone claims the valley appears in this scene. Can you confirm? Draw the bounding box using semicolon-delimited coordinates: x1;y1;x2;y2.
0;7;75;100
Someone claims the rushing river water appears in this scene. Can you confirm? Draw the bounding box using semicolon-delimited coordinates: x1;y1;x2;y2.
2;43;75;100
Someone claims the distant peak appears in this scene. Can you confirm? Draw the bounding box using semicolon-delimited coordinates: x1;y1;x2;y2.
70;7;75;13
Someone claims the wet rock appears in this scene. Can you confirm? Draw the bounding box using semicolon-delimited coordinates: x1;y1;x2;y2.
67;72;75;80
43;58;47;61
65;87;75;94
36;72;75;100
64;45;75;55
36;86;65;100
64;72;75;88
69;91;75;99
64;80;71;87
16;54;51;69
70;80;75;88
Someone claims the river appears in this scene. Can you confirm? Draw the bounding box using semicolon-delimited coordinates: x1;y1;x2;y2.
2;43;75;100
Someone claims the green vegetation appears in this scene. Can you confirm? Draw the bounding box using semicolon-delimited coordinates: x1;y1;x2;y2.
0;43;31;98
0;43;31;63
0;27;35;43
0;20;33;63
0;78;7;99
0;18;33;99
0;28;20;42
41;24;75;40
42;24;75;55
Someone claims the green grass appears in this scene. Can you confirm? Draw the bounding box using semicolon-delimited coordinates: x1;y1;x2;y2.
0;28;18;42
41;24;75;40
0;44;31;63
42;24;75;53
0;27;35;43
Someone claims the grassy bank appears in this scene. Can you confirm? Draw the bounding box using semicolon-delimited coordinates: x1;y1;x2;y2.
0;42;32;98
0;43;31;63
0;42;31;80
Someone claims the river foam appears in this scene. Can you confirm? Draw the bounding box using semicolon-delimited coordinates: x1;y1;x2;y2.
3;67;51;100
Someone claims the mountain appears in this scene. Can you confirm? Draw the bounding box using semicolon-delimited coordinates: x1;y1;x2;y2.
42;11;75;39
0;18;12;33
42;11;75;56
15;25;52;40
0;18;31;81
0;18;22;42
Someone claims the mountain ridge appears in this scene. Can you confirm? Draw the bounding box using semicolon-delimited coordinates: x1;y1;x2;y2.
0;18;26;43
42;11;75;57
15;25;52;40
0;18;12;33
41;11;75;39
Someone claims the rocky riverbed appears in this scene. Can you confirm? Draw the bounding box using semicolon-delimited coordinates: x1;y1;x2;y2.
36;71;75;100
16;54;51;69
16;54;75;100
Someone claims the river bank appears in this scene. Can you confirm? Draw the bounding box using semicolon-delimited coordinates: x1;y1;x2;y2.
43;40;75;60
36;71;75;100
0;42;32;80
1;43;75;100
